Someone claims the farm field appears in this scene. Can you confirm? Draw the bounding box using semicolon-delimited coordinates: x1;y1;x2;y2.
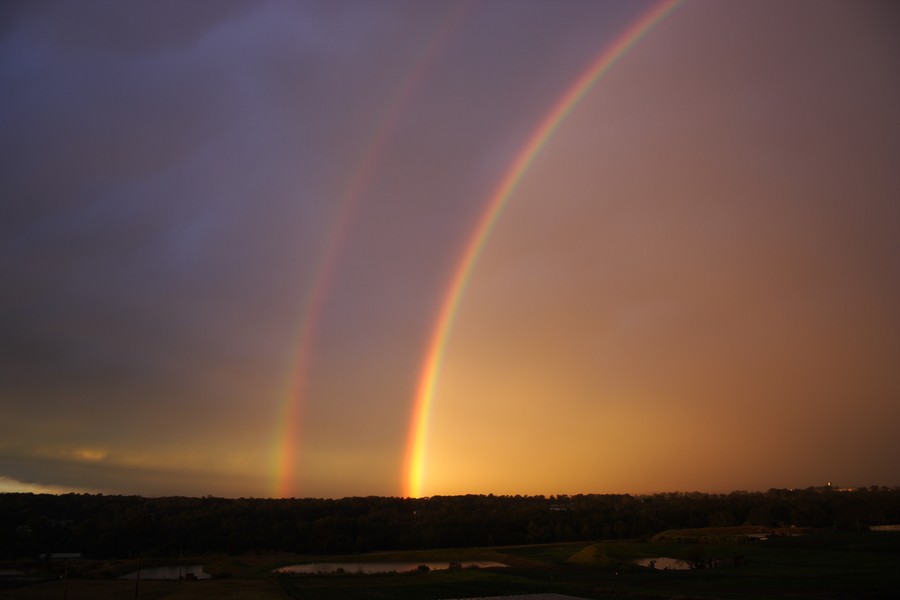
3;531;899;599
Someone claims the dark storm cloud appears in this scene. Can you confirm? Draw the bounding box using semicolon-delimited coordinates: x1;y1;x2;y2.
2;0;534;494
1;2;385;445
0;0;259;54
0;450;266;498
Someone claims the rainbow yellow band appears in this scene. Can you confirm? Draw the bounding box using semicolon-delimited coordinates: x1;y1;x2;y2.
403;0;682;498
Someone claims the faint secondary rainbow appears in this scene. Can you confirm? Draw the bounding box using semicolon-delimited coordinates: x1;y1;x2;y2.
273;3;471;498
403;0;682;498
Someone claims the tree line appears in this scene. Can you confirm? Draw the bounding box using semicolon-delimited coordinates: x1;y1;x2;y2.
2;486;898;559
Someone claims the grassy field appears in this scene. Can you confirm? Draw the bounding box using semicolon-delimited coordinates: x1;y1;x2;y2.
3;531;899;599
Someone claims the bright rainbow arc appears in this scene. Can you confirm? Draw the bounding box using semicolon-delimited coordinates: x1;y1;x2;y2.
403;0;682;498
274;3;471;498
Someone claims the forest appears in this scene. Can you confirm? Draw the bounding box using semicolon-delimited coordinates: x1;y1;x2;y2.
3;486;899;559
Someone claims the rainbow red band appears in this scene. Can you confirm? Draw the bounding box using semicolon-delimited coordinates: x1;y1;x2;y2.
274;2;472;498
403;0;682;498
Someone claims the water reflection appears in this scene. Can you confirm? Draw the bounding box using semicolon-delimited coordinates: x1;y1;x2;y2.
632;557;691;570
276;561;506;574
119;564;211;580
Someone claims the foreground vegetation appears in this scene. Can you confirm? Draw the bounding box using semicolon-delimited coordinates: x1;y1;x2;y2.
3;488;898;598
3;531;899;599
3;487;898;557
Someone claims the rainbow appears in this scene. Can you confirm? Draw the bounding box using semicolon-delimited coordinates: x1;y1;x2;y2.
273;3;471;498
403;0;682;498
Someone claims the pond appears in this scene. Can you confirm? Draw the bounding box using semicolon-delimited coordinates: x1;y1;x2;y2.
633;556;743;570
632;557;692;570
275;561;507;574
119;564;212;580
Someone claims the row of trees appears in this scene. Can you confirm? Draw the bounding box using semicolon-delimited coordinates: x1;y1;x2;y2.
2;487;898;559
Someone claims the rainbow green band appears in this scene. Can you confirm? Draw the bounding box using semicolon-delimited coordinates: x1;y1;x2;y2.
403;0;682;498
274;3;471;498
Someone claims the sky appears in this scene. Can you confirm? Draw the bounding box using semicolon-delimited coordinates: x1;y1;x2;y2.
2;0;899;499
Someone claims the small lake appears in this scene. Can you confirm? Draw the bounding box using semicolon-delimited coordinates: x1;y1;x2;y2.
633;557;691;571
119;564;211;580
0;570;26;577
276;561;507;574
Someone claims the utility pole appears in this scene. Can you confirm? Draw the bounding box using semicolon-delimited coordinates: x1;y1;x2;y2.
134;554;141;598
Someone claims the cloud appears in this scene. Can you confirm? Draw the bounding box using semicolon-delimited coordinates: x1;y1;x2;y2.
0;475;89;495
2;0;898;498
